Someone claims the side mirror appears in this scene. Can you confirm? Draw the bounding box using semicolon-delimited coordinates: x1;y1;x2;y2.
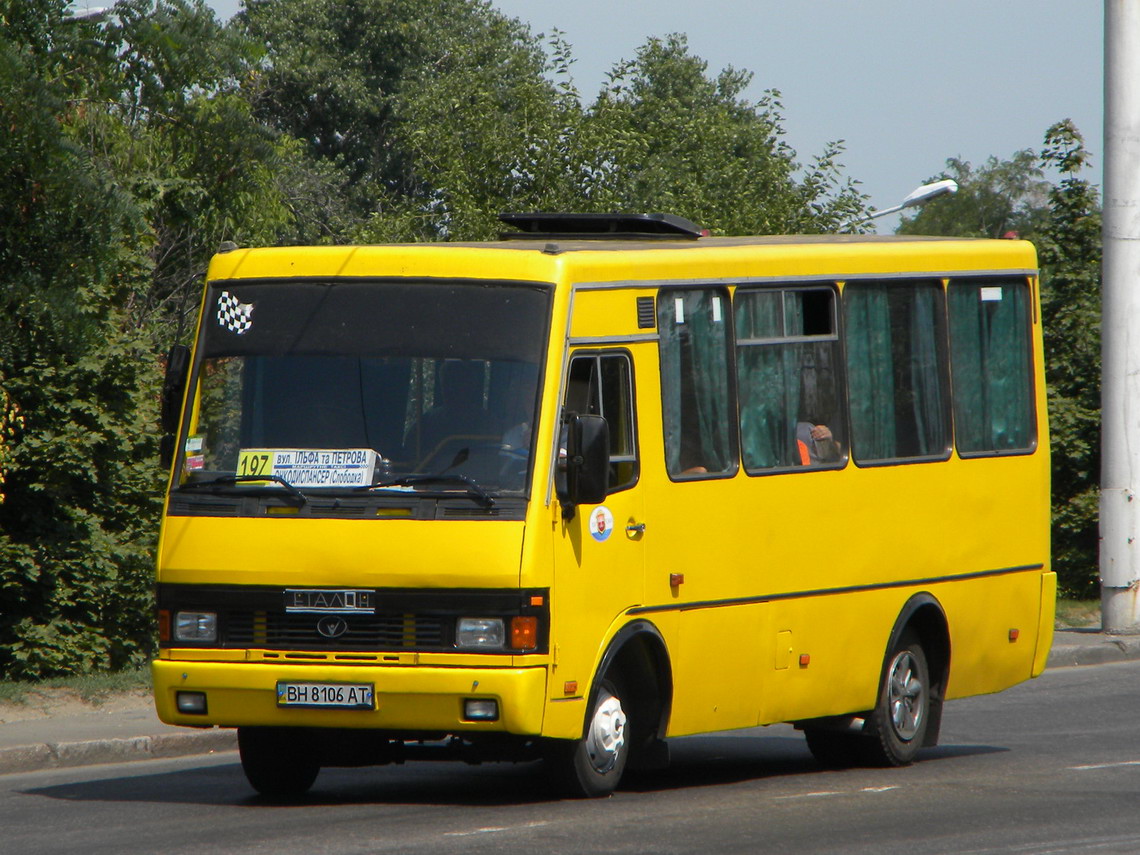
564;413;609;511
160;344;190;469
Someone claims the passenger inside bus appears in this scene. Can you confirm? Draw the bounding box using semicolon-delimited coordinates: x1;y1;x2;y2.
794;358;842;466
795;421;840;465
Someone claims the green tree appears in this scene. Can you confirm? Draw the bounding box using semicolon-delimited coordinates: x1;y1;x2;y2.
351;25;586;241
1036;120;1102;598
897;150;1051;239
240;0;542;219
353;31;868;241
570;35;865;235
0;2;162;676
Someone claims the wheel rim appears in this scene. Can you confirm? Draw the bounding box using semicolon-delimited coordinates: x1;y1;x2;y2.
887;650;926;742
585;687;627;773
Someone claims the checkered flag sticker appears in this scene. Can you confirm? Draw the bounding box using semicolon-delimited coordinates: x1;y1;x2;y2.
216;291;254;335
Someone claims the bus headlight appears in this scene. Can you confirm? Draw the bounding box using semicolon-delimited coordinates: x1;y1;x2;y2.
174;611;218;642
456;617;504;650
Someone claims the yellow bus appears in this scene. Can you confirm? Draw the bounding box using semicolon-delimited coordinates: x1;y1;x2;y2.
154;213;1054;798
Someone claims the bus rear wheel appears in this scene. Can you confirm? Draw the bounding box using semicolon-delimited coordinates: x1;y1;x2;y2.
545;678;630;798
238;727;320;799
863;631;930;766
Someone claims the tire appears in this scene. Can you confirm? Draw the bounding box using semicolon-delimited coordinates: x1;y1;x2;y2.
238;727;320;799
545;678;630;798
862;631;930;766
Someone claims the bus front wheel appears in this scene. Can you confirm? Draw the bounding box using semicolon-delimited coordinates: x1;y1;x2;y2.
545;678;630;798
863;631;930;766
238;727;320;799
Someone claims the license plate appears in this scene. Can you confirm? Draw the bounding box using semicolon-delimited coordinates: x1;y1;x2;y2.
276;681;374;709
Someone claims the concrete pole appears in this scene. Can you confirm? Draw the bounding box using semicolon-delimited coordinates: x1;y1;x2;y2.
1100;0;1140;631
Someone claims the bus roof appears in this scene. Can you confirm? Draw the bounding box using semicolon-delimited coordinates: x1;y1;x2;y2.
206;233;1039;285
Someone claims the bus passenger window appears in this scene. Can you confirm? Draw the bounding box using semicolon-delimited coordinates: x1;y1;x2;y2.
565;353;639;492
734;287;846;471
845;281;951;464
657;289;736;479
948;279;1035;454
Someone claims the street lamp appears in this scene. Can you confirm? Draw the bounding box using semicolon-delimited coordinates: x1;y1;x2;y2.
861;179;959;222
64;4;110;22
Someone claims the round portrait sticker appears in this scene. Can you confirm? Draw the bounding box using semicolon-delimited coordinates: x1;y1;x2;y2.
588;505;615;543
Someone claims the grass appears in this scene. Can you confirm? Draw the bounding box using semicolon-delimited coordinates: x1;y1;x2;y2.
0;664;152;707
1055;597;1101;630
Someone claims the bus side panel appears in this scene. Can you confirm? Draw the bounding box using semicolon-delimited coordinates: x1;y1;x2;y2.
939;570;1048;700
759;592;888;725
666;602;767;736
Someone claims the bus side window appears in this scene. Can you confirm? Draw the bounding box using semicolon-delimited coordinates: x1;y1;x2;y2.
657;289;737;479
948;279;1036;455
734;287;846;471
844;280;951;464
565;352;639;493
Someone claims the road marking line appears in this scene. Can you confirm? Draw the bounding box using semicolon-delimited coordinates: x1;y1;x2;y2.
774;785;899;801
773;791;843;800
444;822;550;837
1069;759;1140;770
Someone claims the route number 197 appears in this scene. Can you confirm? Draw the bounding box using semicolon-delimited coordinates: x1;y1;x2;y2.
237;451;272;477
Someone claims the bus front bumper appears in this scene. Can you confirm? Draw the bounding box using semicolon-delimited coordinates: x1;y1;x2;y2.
152;658;549;736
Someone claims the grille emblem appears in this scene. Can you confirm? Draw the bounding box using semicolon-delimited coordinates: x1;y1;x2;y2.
316;616;349;639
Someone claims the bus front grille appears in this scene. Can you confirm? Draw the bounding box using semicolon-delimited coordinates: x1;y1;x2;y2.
224;611;449;651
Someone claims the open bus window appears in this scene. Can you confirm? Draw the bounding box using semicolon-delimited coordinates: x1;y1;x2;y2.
564;352;639;493
734;286;846;472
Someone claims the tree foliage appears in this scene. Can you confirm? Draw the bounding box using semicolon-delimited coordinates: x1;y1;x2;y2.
1035;121;1102;598
571;36;865;235
897;150;1051;239
351;30;867;241
0;1;160;676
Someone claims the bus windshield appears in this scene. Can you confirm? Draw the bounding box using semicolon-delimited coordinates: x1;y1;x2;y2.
178;279;551;497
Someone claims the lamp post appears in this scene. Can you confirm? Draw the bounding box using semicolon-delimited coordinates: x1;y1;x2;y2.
860;179;959;223
1099;0;1140;633
64;4;110;22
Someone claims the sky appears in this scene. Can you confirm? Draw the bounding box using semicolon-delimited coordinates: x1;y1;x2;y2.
201;0;1103;231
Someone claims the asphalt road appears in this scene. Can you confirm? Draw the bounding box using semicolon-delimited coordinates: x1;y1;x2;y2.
5;660;1140;855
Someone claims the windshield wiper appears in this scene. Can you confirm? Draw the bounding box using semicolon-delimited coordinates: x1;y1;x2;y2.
355;474;495;508
177;474;309;506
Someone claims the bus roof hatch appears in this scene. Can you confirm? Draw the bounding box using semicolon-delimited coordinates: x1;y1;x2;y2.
498;211;706;240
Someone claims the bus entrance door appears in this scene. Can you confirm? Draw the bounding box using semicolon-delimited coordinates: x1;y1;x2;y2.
547;350;646;717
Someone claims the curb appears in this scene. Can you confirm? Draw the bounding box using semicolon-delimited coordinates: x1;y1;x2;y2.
1047;636;1140;669
0;728;236;775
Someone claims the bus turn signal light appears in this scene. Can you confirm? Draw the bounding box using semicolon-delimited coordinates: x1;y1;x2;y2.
511;616;538;651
